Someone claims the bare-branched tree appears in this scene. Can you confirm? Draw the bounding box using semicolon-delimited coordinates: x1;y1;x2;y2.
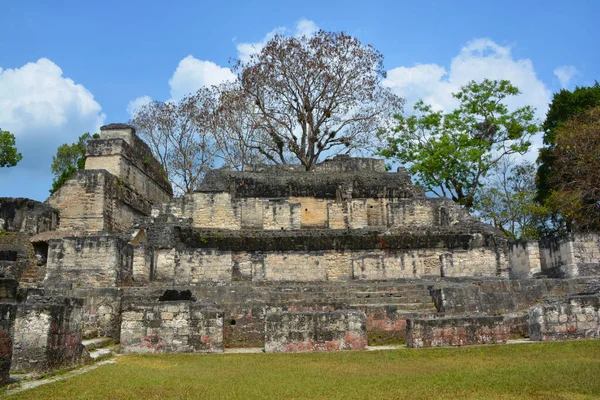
212;82;268;171
234;30;403;170
130;90;218;194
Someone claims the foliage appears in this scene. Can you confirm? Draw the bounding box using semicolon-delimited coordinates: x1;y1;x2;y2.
130;90;219;194
475;159;547;239
547;106;600;231
5;341;600;399
49;133;99;194
234;30;403;170
377;79;538;209
536;82;600;204
0;129;23;168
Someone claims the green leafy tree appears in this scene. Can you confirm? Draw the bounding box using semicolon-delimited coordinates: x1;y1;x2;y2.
536;83;600;204
547;106;600;231
475;159;547;239
377;79;539;209
0;129;23;168
50;132;99;194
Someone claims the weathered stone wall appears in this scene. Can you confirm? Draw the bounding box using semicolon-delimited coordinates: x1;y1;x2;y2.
151;192;241;230
539;233;600;278
146;247;507;285
431;279;588;315
45;236;133;287
0;233;34;281
0;303;17;385
11;296;83;372
529;294;600;341
406;315;511;348
120;300;223;353
509;240;542;279
85;126;172;204
47;170;153;232
264;310;367;352
0;198;58;235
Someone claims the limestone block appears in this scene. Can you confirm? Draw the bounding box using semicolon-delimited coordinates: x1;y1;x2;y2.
264;310;367;353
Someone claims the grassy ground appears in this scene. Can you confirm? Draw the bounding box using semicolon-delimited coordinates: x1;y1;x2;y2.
3;341;600;400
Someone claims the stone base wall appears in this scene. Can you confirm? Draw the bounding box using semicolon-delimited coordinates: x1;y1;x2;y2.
47;170;153;232
264;310;367;353
148;247;508;285
48;287;123;339
46;236;133;287
406;315;510;348
120;300;223;353
539;233;600;278
509;240;542;279
0;303;17;386
529;294;600;341
11;296;84;372
430;279;588;315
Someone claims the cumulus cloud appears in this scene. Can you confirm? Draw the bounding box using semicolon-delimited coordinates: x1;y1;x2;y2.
128;19;321;111
236;19;319;63
0;58;105;200
295;19;319;37
236;27;285;64
126;95;153;118
383;38;552;162
168;56;236;101
554;65;578;89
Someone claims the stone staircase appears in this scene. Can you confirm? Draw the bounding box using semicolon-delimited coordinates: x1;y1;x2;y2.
82;338;118;361
19;264;39;284
257;281;438;313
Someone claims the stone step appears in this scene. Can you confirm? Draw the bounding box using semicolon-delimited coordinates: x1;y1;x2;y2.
283;293;434;302
83;337;114;352
349;302;437;312
89;346;117;361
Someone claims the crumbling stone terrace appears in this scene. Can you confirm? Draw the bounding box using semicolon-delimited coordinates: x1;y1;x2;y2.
0;122;599;386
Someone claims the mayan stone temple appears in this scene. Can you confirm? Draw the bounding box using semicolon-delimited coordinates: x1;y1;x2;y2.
0;123;599;380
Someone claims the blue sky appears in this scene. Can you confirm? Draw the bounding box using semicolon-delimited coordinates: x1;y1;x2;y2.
1;0;598;201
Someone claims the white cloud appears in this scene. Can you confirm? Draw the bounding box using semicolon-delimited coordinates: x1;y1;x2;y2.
127;95;153;118
383;38;552;162
0;58;105;200
295;19;319;37
236;19;319;63
236;27;285;63
168;56;236;101
554;65;578;89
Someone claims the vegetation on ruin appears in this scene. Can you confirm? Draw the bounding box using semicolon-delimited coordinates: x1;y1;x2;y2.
5;341;600;399
233;30;403;170
474;159;546;239
0;129;22;168
546;106;600;231
534;83;600;235
131;30;403;193
536;82;600;206
377;79;538;211
49;132;99;194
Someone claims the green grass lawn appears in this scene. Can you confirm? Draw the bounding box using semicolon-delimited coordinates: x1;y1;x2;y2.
3;341;600;400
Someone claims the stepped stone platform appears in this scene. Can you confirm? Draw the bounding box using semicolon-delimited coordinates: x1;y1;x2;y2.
1;122;600;385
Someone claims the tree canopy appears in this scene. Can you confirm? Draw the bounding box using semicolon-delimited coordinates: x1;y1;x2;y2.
536;82;600;204
377;79;538;209
0;129;23;168
475;159;545;239
234;30;403;170
131;90;220;194
50;132;99;194
546;106;600;231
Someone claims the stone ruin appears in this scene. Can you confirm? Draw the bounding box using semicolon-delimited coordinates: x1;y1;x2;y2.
0;123;599;382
